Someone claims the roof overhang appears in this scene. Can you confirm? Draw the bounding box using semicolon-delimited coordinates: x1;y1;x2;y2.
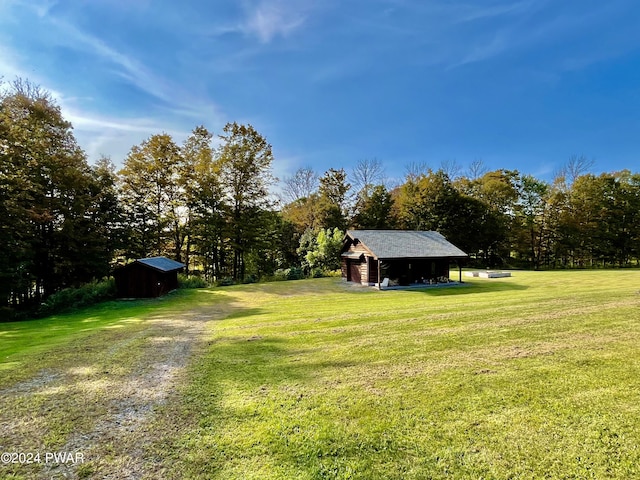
378;256;468;260
115;256;185;273
341;252;365;260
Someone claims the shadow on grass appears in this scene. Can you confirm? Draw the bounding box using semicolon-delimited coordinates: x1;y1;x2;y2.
407;279;529;296
164;327;365;477
205;334;357;386
0;297;265;478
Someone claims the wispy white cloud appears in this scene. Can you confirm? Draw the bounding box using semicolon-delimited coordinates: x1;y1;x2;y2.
64;109;165;134
240;0;309;43
203;1;309;44
441;1;639;70
2;1;164;102
0;44;26;81
61;101;194;164
243;1;305;43
4;0;223;120
0;0;225;163
304;1;540;72
452;0;537;24
448;31;512;68
48;17;179;107
44;91;193;163
32;0;57;18
78;124;192;166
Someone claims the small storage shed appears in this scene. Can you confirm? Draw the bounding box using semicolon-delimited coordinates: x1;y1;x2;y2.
113;256;185;298
341;230;468;288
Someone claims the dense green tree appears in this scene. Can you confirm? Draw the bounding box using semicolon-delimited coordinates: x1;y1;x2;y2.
296;228;319;274
218;122;275;281
281;193;324;234
81;157;124;278
394;169;505;265
395;170;461;232
470;169;520;214
449;193;501;263
304;228;343;272
616;171;640;264
564;172;640;267
455;169;520;265
119;133;184;260
514;175;551;269
0;79;106;308
566;174;605;266
266;213;300;273
318;168;351;230
181;126;222;276
352;184;394;229
243;211;300;280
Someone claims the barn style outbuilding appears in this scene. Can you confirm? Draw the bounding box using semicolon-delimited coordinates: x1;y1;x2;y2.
341;230;468;288
113;256;185;298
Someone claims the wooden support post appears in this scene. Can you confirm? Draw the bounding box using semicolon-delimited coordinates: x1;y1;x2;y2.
378;258;382;289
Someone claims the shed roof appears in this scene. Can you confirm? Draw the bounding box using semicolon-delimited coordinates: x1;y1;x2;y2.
136;256;185;272
345;230;467;259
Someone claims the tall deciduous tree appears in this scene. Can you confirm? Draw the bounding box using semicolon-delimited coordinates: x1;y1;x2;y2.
281;167;318;204
0;79;105;308
395;170;460;232
119;133;184;260
515;175;550;269
318;167;351;230
458;169;520;264
564;172;640;267
280;167;322;236
181;126;222;276
394;169;500;264
218;122;275;281
352;184;394;229
351;158;384;198
84;156;124;277
281;193;324;234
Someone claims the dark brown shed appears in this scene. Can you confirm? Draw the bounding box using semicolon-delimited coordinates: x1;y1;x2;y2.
113;257;185;298
341;230;468;289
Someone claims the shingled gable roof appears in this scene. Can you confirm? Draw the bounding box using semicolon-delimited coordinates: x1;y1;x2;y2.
136;256;185;272
345;230;468;260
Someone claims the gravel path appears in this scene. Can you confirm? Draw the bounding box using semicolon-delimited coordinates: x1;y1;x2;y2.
0;303;226;479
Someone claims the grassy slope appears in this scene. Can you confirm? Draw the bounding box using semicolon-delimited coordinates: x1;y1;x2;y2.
0;291;207;382
1;271;639;479
0;288;231;479
152;270;640;479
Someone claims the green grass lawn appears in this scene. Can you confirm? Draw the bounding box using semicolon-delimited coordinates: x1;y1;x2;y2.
2;270;640;479
0;288;231;479
0;289;210;383
147;270;640;479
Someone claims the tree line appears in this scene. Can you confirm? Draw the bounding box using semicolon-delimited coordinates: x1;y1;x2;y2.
2;81;640;313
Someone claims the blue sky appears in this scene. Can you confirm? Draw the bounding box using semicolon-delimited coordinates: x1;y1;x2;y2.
1;0;640;185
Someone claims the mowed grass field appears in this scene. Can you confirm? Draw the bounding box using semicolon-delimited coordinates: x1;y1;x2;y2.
2;270;640;479
155;270;640;479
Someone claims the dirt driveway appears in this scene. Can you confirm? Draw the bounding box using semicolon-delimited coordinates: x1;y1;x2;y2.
0;301;227;479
